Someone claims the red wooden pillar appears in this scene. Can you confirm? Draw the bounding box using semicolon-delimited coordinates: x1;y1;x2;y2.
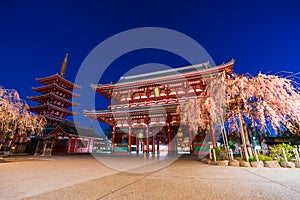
88;138;94;153
152;129;156;154
167;125;171;152
136;136;139;154
67;138;72;153
146;125;149;153
189;127;193;153
112;124;116;152
157;127;160;154
128;124;132;153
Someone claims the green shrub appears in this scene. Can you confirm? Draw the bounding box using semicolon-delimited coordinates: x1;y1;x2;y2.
248;156;256;162
211;146;229;161
258;155;273;161
269;143;294;161
13;149;25;154
211;147;219;161
277;158;284;163
235;156;243;161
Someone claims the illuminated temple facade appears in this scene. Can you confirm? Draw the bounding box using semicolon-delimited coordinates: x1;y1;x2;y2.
85;60;234;155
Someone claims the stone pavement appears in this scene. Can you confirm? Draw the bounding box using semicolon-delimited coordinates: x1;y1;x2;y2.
1;154;300;200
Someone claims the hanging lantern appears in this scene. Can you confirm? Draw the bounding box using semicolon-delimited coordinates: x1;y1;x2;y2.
154;87;160;97
138;131;144;139
177;127;183;138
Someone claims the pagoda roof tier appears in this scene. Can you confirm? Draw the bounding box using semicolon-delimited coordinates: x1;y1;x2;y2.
36;73;80;90
27;93;79;107
32;83;80;97
84;104;179;126
29;103;79;116
92;60;234;98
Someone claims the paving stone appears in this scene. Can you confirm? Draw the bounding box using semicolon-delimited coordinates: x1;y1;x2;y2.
216;160;229;166
201;158;211;164
264;161;281;168
279;161;295;168
295;162;300;168
210;161;218;165
239;160;251;167
228;160;240;167
250;161;264;168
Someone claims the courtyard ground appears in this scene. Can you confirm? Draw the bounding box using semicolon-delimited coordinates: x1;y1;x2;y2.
1;154;300;200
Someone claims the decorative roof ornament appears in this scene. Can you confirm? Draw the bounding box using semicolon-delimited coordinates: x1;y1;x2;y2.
60;53;68;77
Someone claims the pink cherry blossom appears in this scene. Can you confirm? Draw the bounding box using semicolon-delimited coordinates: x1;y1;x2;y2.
0;86;46;141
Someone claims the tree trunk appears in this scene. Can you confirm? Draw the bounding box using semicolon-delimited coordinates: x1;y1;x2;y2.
242;122;253;158
237;106;251;161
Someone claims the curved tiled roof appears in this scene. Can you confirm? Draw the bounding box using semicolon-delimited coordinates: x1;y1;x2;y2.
30;103;78;116
117;62;210;84
92;60;234;94
36;73;80;89
27;92;79;106
32;83;80;97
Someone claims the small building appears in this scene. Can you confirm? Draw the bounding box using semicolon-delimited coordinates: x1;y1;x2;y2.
34;123;110;156
265;136;300;146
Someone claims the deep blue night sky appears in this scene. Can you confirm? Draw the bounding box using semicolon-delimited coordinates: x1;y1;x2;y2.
1;0;300;128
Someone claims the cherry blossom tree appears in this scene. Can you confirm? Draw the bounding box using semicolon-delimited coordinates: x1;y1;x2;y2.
0;86;46;149
181;71;300;160
225;72;300;158
180;72;228;152
225;73;300;133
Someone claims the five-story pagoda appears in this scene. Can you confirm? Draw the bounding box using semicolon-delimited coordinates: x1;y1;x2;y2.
27;54;80;127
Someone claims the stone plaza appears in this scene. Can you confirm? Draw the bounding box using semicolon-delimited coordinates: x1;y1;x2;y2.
1;154;300;200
